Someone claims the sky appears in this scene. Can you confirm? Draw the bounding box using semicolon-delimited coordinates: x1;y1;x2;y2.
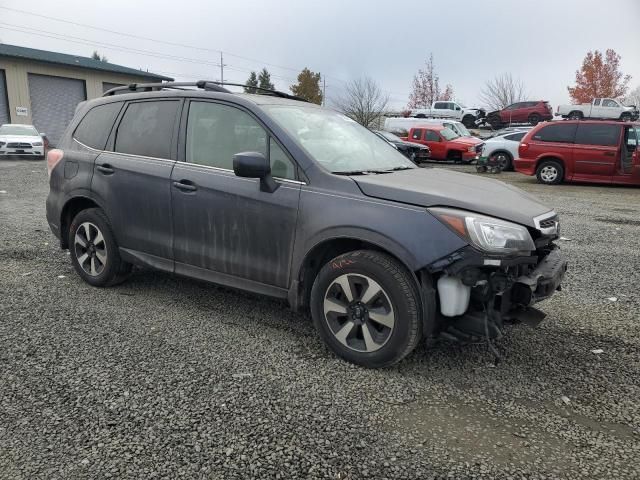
1;0;639;110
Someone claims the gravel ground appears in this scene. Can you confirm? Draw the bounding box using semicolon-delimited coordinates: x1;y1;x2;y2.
1;158;639;479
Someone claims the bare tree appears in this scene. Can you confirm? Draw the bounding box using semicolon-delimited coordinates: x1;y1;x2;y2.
407;54;455;108
334;77;389;128
479;73;527;110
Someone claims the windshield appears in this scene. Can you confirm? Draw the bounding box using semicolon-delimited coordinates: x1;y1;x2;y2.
440;127;459;140
378;131;402;142
264;106;416;173
455;123;471;136
0;125;39;136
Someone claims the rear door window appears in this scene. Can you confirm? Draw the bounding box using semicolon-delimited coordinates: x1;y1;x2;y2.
74;101;123;150
434;102;446;110
575;124;621;146
114;101;180;158
532;124;577;143
504;132;526;142
411;129;423;140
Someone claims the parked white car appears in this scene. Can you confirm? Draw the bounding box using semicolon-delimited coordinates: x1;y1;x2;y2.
0;124;46;158
407;101;485;128
384;117;475;138
478;129;529;171
556;98;639;121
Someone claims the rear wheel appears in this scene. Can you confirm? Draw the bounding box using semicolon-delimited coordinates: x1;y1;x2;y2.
568;111;583;120
491;151;513;171
536;159;564;185
68;208;131;287
310;250;422;368
528;113;541;125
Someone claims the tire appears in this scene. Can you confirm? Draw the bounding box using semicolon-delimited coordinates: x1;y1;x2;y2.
568;111;583;121
536;159;564;185
476;165;488;173
310;250;422;368
415;114;426;118
68;208;132;287
620;113;632;122
528;113;541;125
488;115;502;130
462;115;476;128
491;151;513;171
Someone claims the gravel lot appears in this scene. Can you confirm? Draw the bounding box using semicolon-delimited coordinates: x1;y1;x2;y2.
1;158;639;479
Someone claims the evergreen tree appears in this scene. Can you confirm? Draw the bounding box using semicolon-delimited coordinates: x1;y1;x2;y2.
258;68;275;91
290;68;323;104
244;71;258;94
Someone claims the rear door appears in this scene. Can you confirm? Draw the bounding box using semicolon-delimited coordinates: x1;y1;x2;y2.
92;99;181;266
171;99;301;289
572;123;621;182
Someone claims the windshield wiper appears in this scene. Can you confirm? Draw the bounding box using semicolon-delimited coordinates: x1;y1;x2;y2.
383;166;415;172
332;170;392;175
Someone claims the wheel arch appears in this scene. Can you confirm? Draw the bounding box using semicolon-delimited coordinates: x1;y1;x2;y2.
535;155;566;180
290;235;420;313
59;195;103;249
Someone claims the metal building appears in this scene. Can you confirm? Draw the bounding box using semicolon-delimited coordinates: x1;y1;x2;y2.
0;43;172;145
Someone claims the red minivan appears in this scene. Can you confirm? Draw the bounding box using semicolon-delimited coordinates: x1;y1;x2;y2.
515;121;640;186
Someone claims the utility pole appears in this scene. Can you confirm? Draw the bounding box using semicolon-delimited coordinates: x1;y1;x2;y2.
220;52;224;85
322;75;326;106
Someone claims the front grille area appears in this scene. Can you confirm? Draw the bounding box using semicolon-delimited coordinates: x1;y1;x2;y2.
539;217;557;229
7;142;32;149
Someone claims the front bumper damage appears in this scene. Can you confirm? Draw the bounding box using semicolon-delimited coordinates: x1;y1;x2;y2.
425;244;568;343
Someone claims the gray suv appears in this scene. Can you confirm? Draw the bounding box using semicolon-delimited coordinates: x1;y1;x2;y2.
46;81;567;368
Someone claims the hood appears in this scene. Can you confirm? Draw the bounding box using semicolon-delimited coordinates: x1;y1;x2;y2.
396;140;428;150
352;168;551;227
450;136;482;146
0;134;43;143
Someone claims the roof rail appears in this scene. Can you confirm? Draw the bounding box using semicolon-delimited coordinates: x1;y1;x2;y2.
102;81;231;96
102;80;309;102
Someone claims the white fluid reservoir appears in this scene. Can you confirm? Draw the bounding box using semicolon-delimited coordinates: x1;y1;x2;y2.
437;275;471;317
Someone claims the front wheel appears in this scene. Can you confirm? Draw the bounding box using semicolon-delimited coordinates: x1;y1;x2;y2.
310;250;422;368
536;160;564;185
528;113;541;125
620;113;632;122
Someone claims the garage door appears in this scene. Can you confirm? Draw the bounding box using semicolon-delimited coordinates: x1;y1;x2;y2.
0;70;9;125
103;82;125;93
28;73;86;146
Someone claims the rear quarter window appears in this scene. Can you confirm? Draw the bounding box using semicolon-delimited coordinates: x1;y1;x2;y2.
411;129;423;140
532;124;577;143
575;124;621;146
73;102;123;150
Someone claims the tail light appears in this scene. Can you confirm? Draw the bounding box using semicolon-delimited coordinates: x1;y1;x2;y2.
518;142;529;156
47;149;64;178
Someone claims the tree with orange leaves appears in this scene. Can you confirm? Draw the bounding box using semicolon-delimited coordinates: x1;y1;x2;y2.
568;49;631;104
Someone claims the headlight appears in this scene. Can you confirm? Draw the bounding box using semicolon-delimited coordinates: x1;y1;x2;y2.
429;207;535;255
468;146;475;152
32;142;43;146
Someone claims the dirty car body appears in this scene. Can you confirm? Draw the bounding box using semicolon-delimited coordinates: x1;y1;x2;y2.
45;82;567;368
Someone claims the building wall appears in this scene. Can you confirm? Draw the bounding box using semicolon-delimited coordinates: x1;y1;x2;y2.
0;57;158;124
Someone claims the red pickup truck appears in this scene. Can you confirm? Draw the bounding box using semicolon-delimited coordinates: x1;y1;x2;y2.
402;125;483;163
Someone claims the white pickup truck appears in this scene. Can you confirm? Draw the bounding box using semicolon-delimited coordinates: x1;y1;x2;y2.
556;98;639;121
408;101;485;128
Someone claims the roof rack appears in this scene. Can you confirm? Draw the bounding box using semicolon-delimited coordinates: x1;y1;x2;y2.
102;80;308;102
102;81;230;96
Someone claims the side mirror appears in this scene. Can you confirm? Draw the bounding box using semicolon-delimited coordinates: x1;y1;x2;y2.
233;151;279;193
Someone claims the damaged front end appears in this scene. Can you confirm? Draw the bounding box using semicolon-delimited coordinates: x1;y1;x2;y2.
425;209;568;345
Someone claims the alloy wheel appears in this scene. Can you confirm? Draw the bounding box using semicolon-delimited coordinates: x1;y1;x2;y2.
323;274;395;353
493;153;509;170
540;165;558;183
74;222;108;276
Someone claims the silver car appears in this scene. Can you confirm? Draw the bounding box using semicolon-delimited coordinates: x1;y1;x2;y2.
0;124;46;159
479;129;530;171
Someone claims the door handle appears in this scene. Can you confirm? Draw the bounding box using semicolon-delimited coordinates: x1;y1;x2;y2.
96;164;114;174
173;180;197;192
603;152;615;157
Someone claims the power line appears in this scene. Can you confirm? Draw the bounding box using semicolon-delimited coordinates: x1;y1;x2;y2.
0;7;411;100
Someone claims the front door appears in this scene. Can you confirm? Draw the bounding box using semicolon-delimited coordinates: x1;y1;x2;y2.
171;100;301;289
424;130;446;159
92;99;181;263
571;123;621;182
